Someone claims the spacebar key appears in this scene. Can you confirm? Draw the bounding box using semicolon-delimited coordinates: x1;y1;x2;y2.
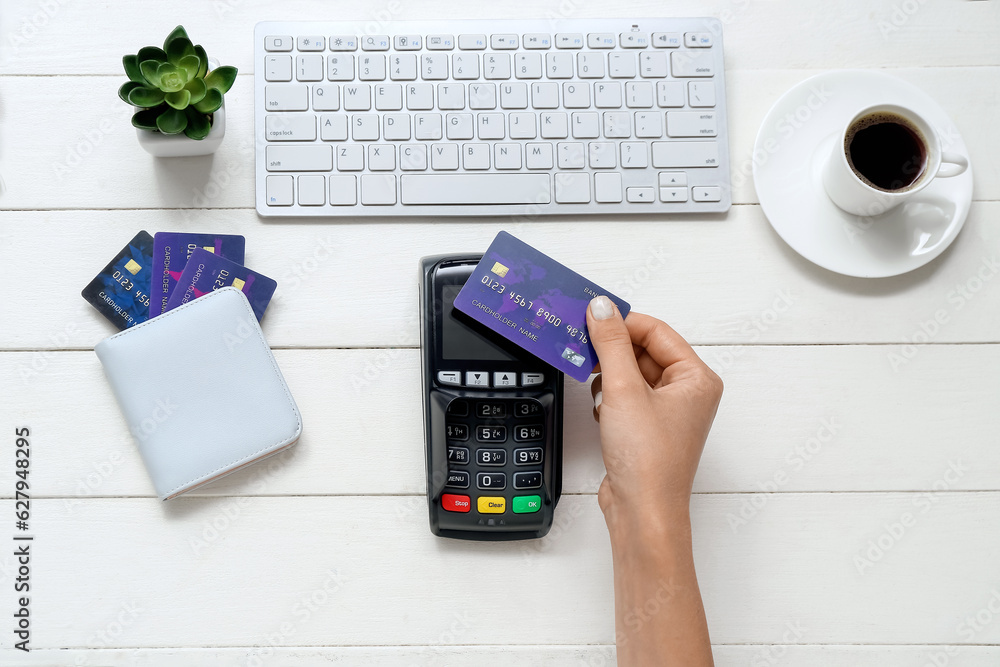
401;174;550;205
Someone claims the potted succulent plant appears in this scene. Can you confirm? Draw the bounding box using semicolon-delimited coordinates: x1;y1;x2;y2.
119;25;237;157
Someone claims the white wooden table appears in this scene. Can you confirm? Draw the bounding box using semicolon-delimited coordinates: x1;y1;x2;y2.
2;1;999;664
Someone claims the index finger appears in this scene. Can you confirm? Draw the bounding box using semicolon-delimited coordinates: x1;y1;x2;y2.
622;312;701;370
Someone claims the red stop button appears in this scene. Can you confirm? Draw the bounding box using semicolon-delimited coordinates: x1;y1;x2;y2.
442;494;471;513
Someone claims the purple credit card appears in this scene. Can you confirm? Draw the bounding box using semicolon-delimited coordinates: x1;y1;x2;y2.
150;232;246;317
453;231;631;382
163;248;277;322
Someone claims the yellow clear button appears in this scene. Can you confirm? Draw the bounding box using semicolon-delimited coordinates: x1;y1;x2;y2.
477;496;506;514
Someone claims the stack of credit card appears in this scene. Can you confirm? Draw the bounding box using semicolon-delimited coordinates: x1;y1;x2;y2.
454;231;631;382
82;231;277;330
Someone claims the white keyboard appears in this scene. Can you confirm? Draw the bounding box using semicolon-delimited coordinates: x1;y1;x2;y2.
254;19;730;217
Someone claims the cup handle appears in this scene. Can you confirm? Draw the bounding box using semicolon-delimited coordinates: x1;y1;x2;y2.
936;152;969;178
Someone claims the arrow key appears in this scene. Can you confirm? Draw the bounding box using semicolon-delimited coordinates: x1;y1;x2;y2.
626;186;655;202
493;372;517;387
659;186;689;202
465;371;490;387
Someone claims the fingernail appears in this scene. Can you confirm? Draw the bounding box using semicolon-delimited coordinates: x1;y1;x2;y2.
594;391;602;409
590;295;614;320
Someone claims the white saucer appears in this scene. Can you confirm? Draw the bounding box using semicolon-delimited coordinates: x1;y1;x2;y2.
753;70;973;278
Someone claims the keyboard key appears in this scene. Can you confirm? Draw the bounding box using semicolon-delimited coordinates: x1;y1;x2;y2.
400;144;428;170
652;32;682;48
651;141;719;168
620;142;648;168
554;172;590;202
383;114;410;140
298;174;325;205
343;83;371;110
627;186;655;202
297;36;324;51
512;495;541;513
540;112;568;139
312;84;339;111
360;174;396;204
685;32;713;47
688;81;716;107
265;84;307;111
469;83;497;110
522;33;551;49
693;185;722;201
265;175;293;205
447;423;470;441
509;112;536;138
447;447;470;464
587;33;616;49
514;52;542;79
531;82;559;108
589;142;616;168
336;144;364;170
368;144;395;170
577;52;605;78
594;172;623;202
514;472;542;490
477;113;505;139
491;34;519;49
477;496;506;514
319;114;348;141
639;52;668;78
329;175;357;205
500;82;528;109
626;81;654;108
438;370;461;385
659;186;688;202
358;54;386;80
415;113;442;139
264;55;292;81
446;113;474;139
446;470;470;488
264;36;293;52
557;142;585;168
400;174;551;204
394;34;421;50
671;50;714;77
563;82;590;108
477;472;507;490
513;447;544;465
555;33;584;49
594;81;622;108
493;371;517;387
659;171;687;187
296;54;323;81
609;52;636;78
431;143;459;170
494;143;522;169
361;35;390;51
452;53;480;80
666;111;718;137
546;52;574;79
619;32;648;48
483;53;512;79
426;34;455;50
462;143;491;169
375;84;403;111
389;54;418;81
458;34;487;50
525;143;553;169
422;54;449;79
603;111;630;138
657;80;685;107
265;114;316;141
406;83;434;110
634;111;662;137
329;35;357;51
572;112;599;138
477;446;506;463
266;145;332;171
327;54;354;81
521;372;545;386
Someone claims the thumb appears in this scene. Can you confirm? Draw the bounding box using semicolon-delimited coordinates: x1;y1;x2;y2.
587;296;643;390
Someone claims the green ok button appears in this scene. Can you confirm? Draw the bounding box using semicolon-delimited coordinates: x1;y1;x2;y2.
512;495;541;514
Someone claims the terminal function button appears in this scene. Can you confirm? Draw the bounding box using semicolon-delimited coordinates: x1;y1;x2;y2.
477;472;507;490
514;471;542;489
515;400;543;418
521;372;545;386
446;423;469;441
438;371;461;386
514;424;544;442
442;493;471;512
512;495;542;513
466;371;490;387
493;371;517;387
476;425;507;442
476;402;506;418
446;470;470;488
446;399;469;417
477;448;507;466
477;496;506;513
514;447;544;465
447;446;470;465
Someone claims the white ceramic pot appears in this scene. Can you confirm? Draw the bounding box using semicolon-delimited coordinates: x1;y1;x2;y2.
135;59;226;157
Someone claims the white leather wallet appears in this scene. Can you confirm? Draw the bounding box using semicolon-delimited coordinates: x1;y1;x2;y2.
95;287;302;500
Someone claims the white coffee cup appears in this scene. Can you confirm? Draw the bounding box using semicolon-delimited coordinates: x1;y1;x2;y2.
822;103;968;217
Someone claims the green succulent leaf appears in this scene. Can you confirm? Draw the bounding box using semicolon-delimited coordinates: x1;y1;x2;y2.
156;62;187;92
139;60;162;87
178;54;201;81
165;89;192;110
163;25;189;51
204;66;237;94
119;81;143;103
156;107;188;134
194;45;209;77
131;106;164;131
123;55;145;83
127;86;166;107
183;77;207;105
166;36;195;66
193;87;223;113
184;108;211;140
136;46;168;64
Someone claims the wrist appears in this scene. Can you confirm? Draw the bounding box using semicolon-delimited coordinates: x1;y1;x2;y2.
603;498;692;552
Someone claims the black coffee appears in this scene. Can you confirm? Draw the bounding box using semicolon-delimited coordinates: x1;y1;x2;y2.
845;112;927;191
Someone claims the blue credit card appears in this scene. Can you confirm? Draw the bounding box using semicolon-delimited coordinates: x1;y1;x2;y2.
453;231;631;382
163;247;277;321
81;231;155;330
150;232;246;318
